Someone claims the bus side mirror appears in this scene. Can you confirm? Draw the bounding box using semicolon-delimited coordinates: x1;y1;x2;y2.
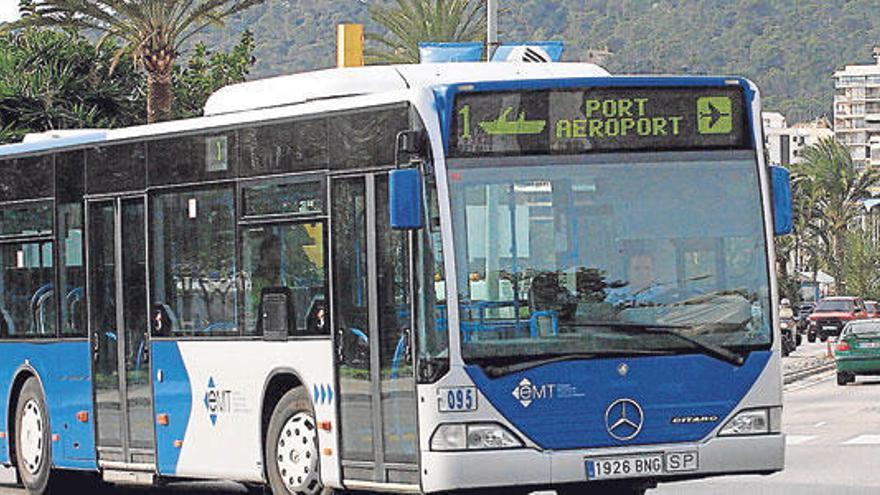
389;168;424;230
770;166;792;236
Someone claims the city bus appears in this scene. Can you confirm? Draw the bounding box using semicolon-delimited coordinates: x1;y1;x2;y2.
0;62;791;495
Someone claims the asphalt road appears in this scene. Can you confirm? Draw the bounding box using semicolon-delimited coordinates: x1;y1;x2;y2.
2;342;873;495
653;364;880;493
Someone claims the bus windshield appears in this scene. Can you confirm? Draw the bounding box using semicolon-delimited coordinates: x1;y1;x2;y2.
447;150;772;364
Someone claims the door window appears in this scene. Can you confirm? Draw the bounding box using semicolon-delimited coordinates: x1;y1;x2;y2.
332;177;373;462
375;176;417;464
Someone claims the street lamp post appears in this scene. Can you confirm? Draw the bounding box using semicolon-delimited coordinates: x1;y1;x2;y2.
486;0;498;61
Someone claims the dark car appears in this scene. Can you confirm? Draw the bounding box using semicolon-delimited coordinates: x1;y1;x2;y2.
865;300;880;319
808;297;869;342
796;302;815;334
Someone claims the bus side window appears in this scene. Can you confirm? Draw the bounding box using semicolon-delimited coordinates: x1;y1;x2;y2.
150;187;238;337
0;241;54;337
242;223;327;337
0;308;12;337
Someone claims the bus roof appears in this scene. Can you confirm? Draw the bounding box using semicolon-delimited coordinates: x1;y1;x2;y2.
0;62;610;159
204;62;610;116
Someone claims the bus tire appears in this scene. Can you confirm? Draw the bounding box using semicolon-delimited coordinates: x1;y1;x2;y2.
14;377;52;495
266;387;322;495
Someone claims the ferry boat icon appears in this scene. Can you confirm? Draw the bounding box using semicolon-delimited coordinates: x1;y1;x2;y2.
479;107;547;135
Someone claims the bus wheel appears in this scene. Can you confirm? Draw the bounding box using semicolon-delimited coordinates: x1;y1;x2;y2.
14;378;52;495
267;388;322;495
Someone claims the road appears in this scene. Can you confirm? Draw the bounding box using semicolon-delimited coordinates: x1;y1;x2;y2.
654;342;879;495
2;342;873;495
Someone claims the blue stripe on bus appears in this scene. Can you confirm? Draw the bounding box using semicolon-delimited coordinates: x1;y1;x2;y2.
466;350;771;449
152;341;192;475
432;76;756;154
0;341;95;469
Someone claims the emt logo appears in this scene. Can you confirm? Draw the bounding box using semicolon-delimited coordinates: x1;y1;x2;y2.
511;377;556;408
204;377;231;426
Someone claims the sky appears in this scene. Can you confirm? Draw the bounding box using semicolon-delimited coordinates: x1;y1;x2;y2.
0;2;20;23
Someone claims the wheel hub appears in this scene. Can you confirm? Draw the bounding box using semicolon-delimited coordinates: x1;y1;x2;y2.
19;399;44;475
276;412;320;495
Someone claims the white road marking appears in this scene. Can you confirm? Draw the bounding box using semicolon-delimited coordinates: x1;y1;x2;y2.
786;435;817;445
813;421;827;427
842;434;880;445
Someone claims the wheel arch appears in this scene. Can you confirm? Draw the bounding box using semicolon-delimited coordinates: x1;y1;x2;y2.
259;368;310;478
6;364;48;466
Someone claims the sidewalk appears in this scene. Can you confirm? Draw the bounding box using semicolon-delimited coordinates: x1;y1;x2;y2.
783;341;835;382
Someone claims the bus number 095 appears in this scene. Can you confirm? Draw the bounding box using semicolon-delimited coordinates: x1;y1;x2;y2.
439;387;477;412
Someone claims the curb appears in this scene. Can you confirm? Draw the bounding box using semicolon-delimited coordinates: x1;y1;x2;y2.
783;361;836;384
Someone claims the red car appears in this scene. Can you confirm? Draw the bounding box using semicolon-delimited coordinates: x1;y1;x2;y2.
808;296;869;342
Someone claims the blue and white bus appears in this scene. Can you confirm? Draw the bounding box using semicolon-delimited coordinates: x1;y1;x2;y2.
0;62;791;495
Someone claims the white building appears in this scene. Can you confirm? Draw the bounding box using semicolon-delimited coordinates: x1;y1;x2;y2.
762;112;833;167
833;47;880;168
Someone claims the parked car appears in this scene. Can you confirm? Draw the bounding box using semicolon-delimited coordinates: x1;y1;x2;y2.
807;296;869;343
834;319;880;385
796;302;815;334
865;300;880;318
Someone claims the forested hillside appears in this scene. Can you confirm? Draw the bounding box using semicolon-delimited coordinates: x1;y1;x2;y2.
193;0;880;121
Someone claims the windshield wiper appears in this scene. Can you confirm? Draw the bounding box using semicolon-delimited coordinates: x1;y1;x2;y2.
573;321;746;366
480;349;677;378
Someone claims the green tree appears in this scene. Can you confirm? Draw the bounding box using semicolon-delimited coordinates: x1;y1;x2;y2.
786;163;824;285
0;28;145;144
15;0;263;123
843;230;880;299
366;0;485;64
172;29;256;119
793;137;880;293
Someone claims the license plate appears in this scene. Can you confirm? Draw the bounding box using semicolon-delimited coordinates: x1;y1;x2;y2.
858;342;880;349
823;326;837;331
586;454;664;480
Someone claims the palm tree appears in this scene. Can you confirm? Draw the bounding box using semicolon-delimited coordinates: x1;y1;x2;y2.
366;0;485;64
13;0;263;123
0;28;145;144
793;137;880;293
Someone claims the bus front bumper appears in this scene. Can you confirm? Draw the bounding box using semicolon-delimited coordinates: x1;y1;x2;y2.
420;433;784;493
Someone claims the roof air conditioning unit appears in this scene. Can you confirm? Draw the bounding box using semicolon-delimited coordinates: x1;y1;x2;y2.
505;45;553;63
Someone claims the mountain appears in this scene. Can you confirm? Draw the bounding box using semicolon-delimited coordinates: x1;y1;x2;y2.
191;0;880;122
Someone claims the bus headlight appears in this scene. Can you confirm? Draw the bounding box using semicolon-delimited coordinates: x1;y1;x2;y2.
719;408;780;436
430;423;523;451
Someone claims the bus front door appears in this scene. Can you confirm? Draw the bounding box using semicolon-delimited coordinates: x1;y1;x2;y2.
331;174;420;487
88;197;155;469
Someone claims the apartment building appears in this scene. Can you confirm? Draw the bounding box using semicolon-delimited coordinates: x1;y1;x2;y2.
833;47;880;168
763;112;833;167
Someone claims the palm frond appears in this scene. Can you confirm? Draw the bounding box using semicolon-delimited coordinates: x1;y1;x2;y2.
367;0;486;64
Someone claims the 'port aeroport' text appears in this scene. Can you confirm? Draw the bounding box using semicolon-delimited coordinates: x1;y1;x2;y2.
555;97;684;139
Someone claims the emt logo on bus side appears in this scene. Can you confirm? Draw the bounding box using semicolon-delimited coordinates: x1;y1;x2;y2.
512;378;555;408
204;377;231;426
203;377;250;425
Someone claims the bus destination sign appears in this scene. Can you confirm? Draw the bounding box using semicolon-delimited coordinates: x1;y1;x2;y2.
450;86;749;157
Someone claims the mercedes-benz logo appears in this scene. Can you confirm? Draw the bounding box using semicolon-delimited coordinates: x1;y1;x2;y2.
605;398;644;441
